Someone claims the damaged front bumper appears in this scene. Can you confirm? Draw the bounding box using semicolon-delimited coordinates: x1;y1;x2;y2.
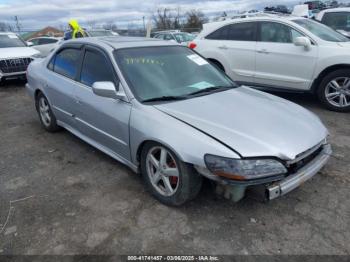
195;144;332;202
267;144;332;200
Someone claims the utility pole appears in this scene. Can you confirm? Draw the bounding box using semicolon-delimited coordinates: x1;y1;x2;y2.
14;16;21;33
143;16;146;33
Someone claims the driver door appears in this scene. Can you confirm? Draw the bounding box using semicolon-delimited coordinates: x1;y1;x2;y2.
254;21;318;90
74;45;132;161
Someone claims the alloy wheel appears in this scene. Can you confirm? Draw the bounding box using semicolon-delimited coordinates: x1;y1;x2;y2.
325;77;350;108
39;97;51;127
146;146;180;197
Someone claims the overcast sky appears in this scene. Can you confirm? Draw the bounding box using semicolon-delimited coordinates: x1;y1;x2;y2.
0;0;349;30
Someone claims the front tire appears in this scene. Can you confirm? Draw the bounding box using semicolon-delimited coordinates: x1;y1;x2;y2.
140;142;202;206
317;69;350;112
35;93;61;132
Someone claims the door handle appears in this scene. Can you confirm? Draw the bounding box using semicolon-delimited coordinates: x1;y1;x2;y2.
257;49;269;54
218;45;228;50
75;100;82;105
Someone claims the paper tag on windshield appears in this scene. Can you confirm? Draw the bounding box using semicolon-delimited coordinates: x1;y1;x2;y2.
187;54;208;66
8;35;18;39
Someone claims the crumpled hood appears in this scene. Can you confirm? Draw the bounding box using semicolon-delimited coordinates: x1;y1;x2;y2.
154;87;328;160
0;47;39;59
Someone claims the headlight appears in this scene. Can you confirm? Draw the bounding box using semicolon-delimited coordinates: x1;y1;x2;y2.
204;154;287;181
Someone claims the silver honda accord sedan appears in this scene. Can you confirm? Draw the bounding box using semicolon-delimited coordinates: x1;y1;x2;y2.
26;37;332;206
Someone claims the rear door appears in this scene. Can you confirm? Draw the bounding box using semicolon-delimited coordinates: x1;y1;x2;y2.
74;45;132;161
204;22;257;84
45;46;83;128
254;21;318;90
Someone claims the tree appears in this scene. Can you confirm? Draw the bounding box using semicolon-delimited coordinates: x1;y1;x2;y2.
0;22;13;32
152;7;182;30
14;16;21;32
183;10;208;32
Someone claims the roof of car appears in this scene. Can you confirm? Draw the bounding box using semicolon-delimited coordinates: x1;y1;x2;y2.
70;36;179;49
201;15;307;34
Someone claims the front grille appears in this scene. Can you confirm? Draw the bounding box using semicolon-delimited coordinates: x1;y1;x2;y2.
0;57;33;74
287;145;324;174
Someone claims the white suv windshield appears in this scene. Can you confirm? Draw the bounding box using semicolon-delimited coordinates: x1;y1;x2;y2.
0;35;26;48
293;19;349;42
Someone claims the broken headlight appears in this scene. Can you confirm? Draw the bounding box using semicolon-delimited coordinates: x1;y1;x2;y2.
204;154;287;181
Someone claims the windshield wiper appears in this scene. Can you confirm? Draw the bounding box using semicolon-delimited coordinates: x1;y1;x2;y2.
185;86;233;97
142;96;187;103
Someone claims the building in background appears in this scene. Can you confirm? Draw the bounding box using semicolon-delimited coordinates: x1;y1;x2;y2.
21;26;63;40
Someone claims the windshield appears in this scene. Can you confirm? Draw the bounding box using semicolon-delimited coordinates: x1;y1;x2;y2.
88;30;114;37
114;46;236;102
0;34;26;48
174;33;196;43
293;19;349;42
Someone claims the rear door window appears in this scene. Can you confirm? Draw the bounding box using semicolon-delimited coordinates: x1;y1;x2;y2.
206;22;256;41
53;48;81;80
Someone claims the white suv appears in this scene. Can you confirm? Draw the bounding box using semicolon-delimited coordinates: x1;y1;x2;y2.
191;15;350;112
0;32;40;83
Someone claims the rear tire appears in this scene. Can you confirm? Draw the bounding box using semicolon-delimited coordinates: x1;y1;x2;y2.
35;92;61;132
317;69;350;112
140;142;202;206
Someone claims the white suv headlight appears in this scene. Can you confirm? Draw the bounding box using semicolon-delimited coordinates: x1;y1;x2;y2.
204;154;287;181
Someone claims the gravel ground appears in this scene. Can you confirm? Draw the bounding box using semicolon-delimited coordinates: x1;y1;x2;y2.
0;81;349;255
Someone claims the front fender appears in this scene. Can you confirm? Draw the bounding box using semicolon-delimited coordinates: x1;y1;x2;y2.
314;55;350;80
129;102;239;168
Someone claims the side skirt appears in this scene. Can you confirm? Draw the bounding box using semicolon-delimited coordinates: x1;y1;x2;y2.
57;120;139;173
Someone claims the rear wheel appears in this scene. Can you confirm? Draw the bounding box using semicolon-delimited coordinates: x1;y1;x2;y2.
317;69;350;112
36;93;61;132
141;142;202;206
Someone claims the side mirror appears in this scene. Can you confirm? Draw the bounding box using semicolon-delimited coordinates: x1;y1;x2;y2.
92;81;126;100
27;41;34;47
294;37;311;50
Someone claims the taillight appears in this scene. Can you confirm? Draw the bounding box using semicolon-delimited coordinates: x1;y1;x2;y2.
188;42;197;49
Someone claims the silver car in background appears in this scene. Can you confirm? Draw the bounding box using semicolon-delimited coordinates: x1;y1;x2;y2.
26;37;331;206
